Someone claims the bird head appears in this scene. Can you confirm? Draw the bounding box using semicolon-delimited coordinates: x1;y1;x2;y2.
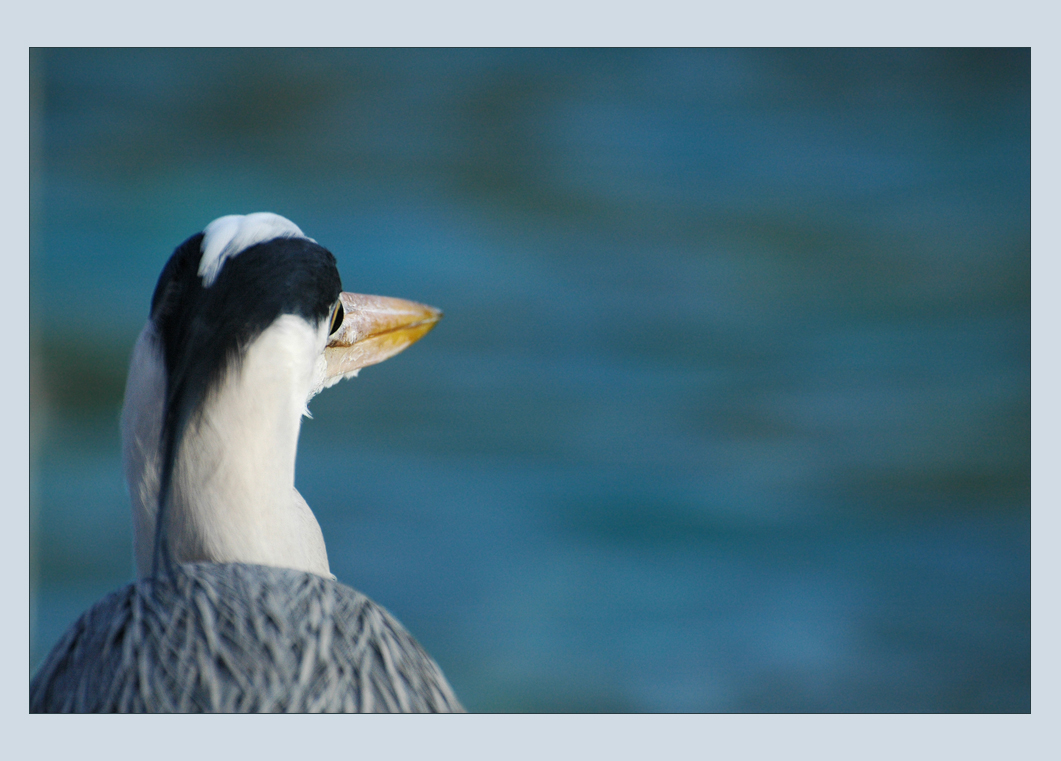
121;212;441;578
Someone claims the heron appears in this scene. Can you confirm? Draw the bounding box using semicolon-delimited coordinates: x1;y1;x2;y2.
30;212;463;712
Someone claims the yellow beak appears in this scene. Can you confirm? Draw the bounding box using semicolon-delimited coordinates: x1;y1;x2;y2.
323;292;442;381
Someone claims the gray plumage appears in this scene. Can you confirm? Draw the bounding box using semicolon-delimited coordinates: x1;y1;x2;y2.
31;562;463;713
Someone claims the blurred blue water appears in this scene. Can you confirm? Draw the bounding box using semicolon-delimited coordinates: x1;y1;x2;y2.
30;49;1029;711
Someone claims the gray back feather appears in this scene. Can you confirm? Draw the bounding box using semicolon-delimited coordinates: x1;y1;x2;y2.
30;563;464;713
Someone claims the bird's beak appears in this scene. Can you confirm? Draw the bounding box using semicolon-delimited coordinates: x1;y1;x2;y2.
323;292;442;381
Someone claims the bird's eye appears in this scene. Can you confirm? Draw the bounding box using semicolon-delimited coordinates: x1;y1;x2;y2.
329;302;344;335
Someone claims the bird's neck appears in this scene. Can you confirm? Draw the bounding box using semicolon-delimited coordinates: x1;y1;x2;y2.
122;318;332;579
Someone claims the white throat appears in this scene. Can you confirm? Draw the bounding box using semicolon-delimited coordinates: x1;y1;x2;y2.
122;315;333;579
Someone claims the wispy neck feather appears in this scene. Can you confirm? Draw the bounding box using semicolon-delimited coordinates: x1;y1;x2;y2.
122;317;332;579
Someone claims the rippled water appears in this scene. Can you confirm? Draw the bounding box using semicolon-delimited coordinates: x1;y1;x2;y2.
30;49;1029;711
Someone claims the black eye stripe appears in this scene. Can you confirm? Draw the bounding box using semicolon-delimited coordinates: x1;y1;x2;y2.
329;302;345;335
